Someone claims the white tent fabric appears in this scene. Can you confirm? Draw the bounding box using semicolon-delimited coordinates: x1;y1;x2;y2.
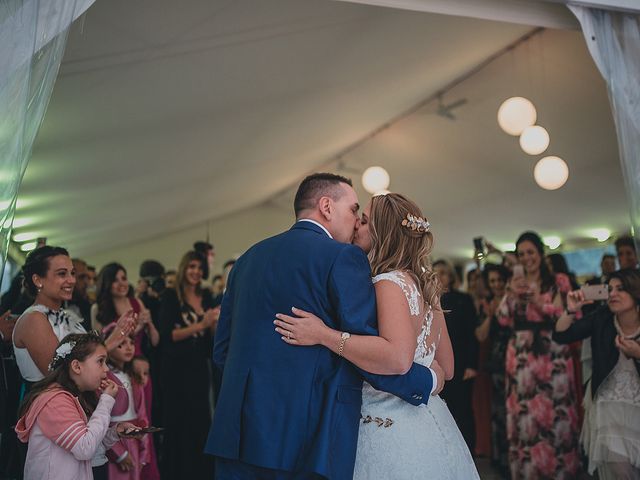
570;5;640;249
333;0;579;28
0;0;95;276
8;0;627;274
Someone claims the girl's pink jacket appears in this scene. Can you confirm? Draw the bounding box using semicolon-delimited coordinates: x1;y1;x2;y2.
15;386;119;480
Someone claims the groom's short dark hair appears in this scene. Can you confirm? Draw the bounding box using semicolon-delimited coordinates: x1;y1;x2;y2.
294;173;353;217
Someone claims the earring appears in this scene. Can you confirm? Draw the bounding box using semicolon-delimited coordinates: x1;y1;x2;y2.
37;284;43;292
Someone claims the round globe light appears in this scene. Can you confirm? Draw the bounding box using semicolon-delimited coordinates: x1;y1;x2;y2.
588;228;611;242
519;125;550;155
534;156;569;190
543;236;562;250
13;231;39;243
20;241;37;252
362;166;390;194
497;97;537;136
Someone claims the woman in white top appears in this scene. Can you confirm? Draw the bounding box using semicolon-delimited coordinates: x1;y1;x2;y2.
13;246;136;384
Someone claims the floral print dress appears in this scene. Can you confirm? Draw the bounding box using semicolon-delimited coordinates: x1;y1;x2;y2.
497;274;581;479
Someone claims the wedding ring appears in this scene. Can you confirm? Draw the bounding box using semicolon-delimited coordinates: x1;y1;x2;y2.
287;332;291;340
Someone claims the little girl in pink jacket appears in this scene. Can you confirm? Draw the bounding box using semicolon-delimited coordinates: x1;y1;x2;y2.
16;333;140;480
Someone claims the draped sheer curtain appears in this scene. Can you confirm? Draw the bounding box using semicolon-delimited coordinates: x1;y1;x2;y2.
569;5;640;250
0;0;95;280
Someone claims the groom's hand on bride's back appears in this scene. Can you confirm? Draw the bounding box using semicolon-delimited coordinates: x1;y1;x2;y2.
430;360;445;395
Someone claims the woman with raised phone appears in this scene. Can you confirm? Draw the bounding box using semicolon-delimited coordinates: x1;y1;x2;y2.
274;192;479;480
553;269;640;480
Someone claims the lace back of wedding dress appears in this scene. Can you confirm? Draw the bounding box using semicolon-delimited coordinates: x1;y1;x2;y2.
356;270;481;480
372;271;439;368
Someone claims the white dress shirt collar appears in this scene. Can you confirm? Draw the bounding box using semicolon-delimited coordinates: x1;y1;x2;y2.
297;219;333;239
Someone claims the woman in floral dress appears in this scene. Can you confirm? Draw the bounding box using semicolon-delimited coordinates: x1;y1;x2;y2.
497;231;581;479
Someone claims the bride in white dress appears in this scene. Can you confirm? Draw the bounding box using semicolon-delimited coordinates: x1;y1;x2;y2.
274;192;479;479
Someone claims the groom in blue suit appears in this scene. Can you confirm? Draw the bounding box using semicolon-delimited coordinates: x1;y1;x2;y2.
205;173;443;479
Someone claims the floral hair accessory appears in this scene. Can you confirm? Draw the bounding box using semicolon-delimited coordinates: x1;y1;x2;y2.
401;213;430;233
48;340;77;371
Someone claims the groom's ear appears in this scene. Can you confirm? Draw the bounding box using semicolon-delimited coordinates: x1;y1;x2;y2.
318;196;332;221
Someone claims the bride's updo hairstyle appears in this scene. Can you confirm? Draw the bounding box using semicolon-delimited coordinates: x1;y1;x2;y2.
368;193;441;308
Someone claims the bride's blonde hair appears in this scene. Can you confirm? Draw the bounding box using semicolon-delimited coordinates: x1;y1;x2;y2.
368;193;441;308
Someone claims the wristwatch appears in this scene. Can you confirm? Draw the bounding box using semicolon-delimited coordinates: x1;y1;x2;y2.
338;332;351;357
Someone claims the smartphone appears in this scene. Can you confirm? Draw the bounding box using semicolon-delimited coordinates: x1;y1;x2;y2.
581;284;609;301
120;426;164;437
473;237;485;252
512;264;525;279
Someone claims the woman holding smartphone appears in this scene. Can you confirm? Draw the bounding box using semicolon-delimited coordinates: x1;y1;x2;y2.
497;231;580;479
553;269;640;480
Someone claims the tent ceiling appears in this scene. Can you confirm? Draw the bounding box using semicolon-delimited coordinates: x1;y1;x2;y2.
15;0;625;259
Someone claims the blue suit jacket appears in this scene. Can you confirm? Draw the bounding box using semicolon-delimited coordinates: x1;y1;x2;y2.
204;221;433;479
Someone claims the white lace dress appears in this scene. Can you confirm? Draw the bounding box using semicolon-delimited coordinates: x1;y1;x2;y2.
582;352;640;478
353;271;479;480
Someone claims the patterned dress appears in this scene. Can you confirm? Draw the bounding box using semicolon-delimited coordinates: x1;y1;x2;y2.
497;274;581;479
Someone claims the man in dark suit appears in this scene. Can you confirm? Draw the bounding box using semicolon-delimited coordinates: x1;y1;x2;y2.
205;173;443;479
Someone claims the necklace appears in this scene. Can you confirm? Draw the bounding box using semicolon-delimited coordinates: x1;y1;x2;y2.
614;315;640;340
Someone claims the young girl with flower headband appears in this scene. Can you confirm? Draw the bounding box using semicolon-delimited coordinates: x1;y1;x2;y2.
15;333;141;480
103;324;150;480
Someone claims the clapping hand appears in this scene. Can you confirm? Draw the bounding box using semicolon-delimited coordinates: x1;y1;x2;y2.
105;310;137;351
616;335;640;360
202;307;220;329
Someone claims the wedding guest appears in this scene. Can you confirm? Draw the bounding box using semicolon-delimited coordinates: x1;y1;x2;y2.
547;253;580;290
476;263;511;478
467;268;489;314
91;263;159;470
67;258;92;331
222;259;236;287
434;259;479;452
587;254;616;285
193;241;215;281
131;355;160;480
497;231;581;479
554;269;640;479
13;248;135;387
211;275;224;298
135;260;166;450
164;270;176;290
467;267;492;458
158;251;217;479
546;252;585;418
616;235;638;270
10;248;136;479
103;328;150;480
91;263;159;352
582;254;618;386
0;311;20;478
87;266;97;304
213;259;236;306
15;332;139;480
